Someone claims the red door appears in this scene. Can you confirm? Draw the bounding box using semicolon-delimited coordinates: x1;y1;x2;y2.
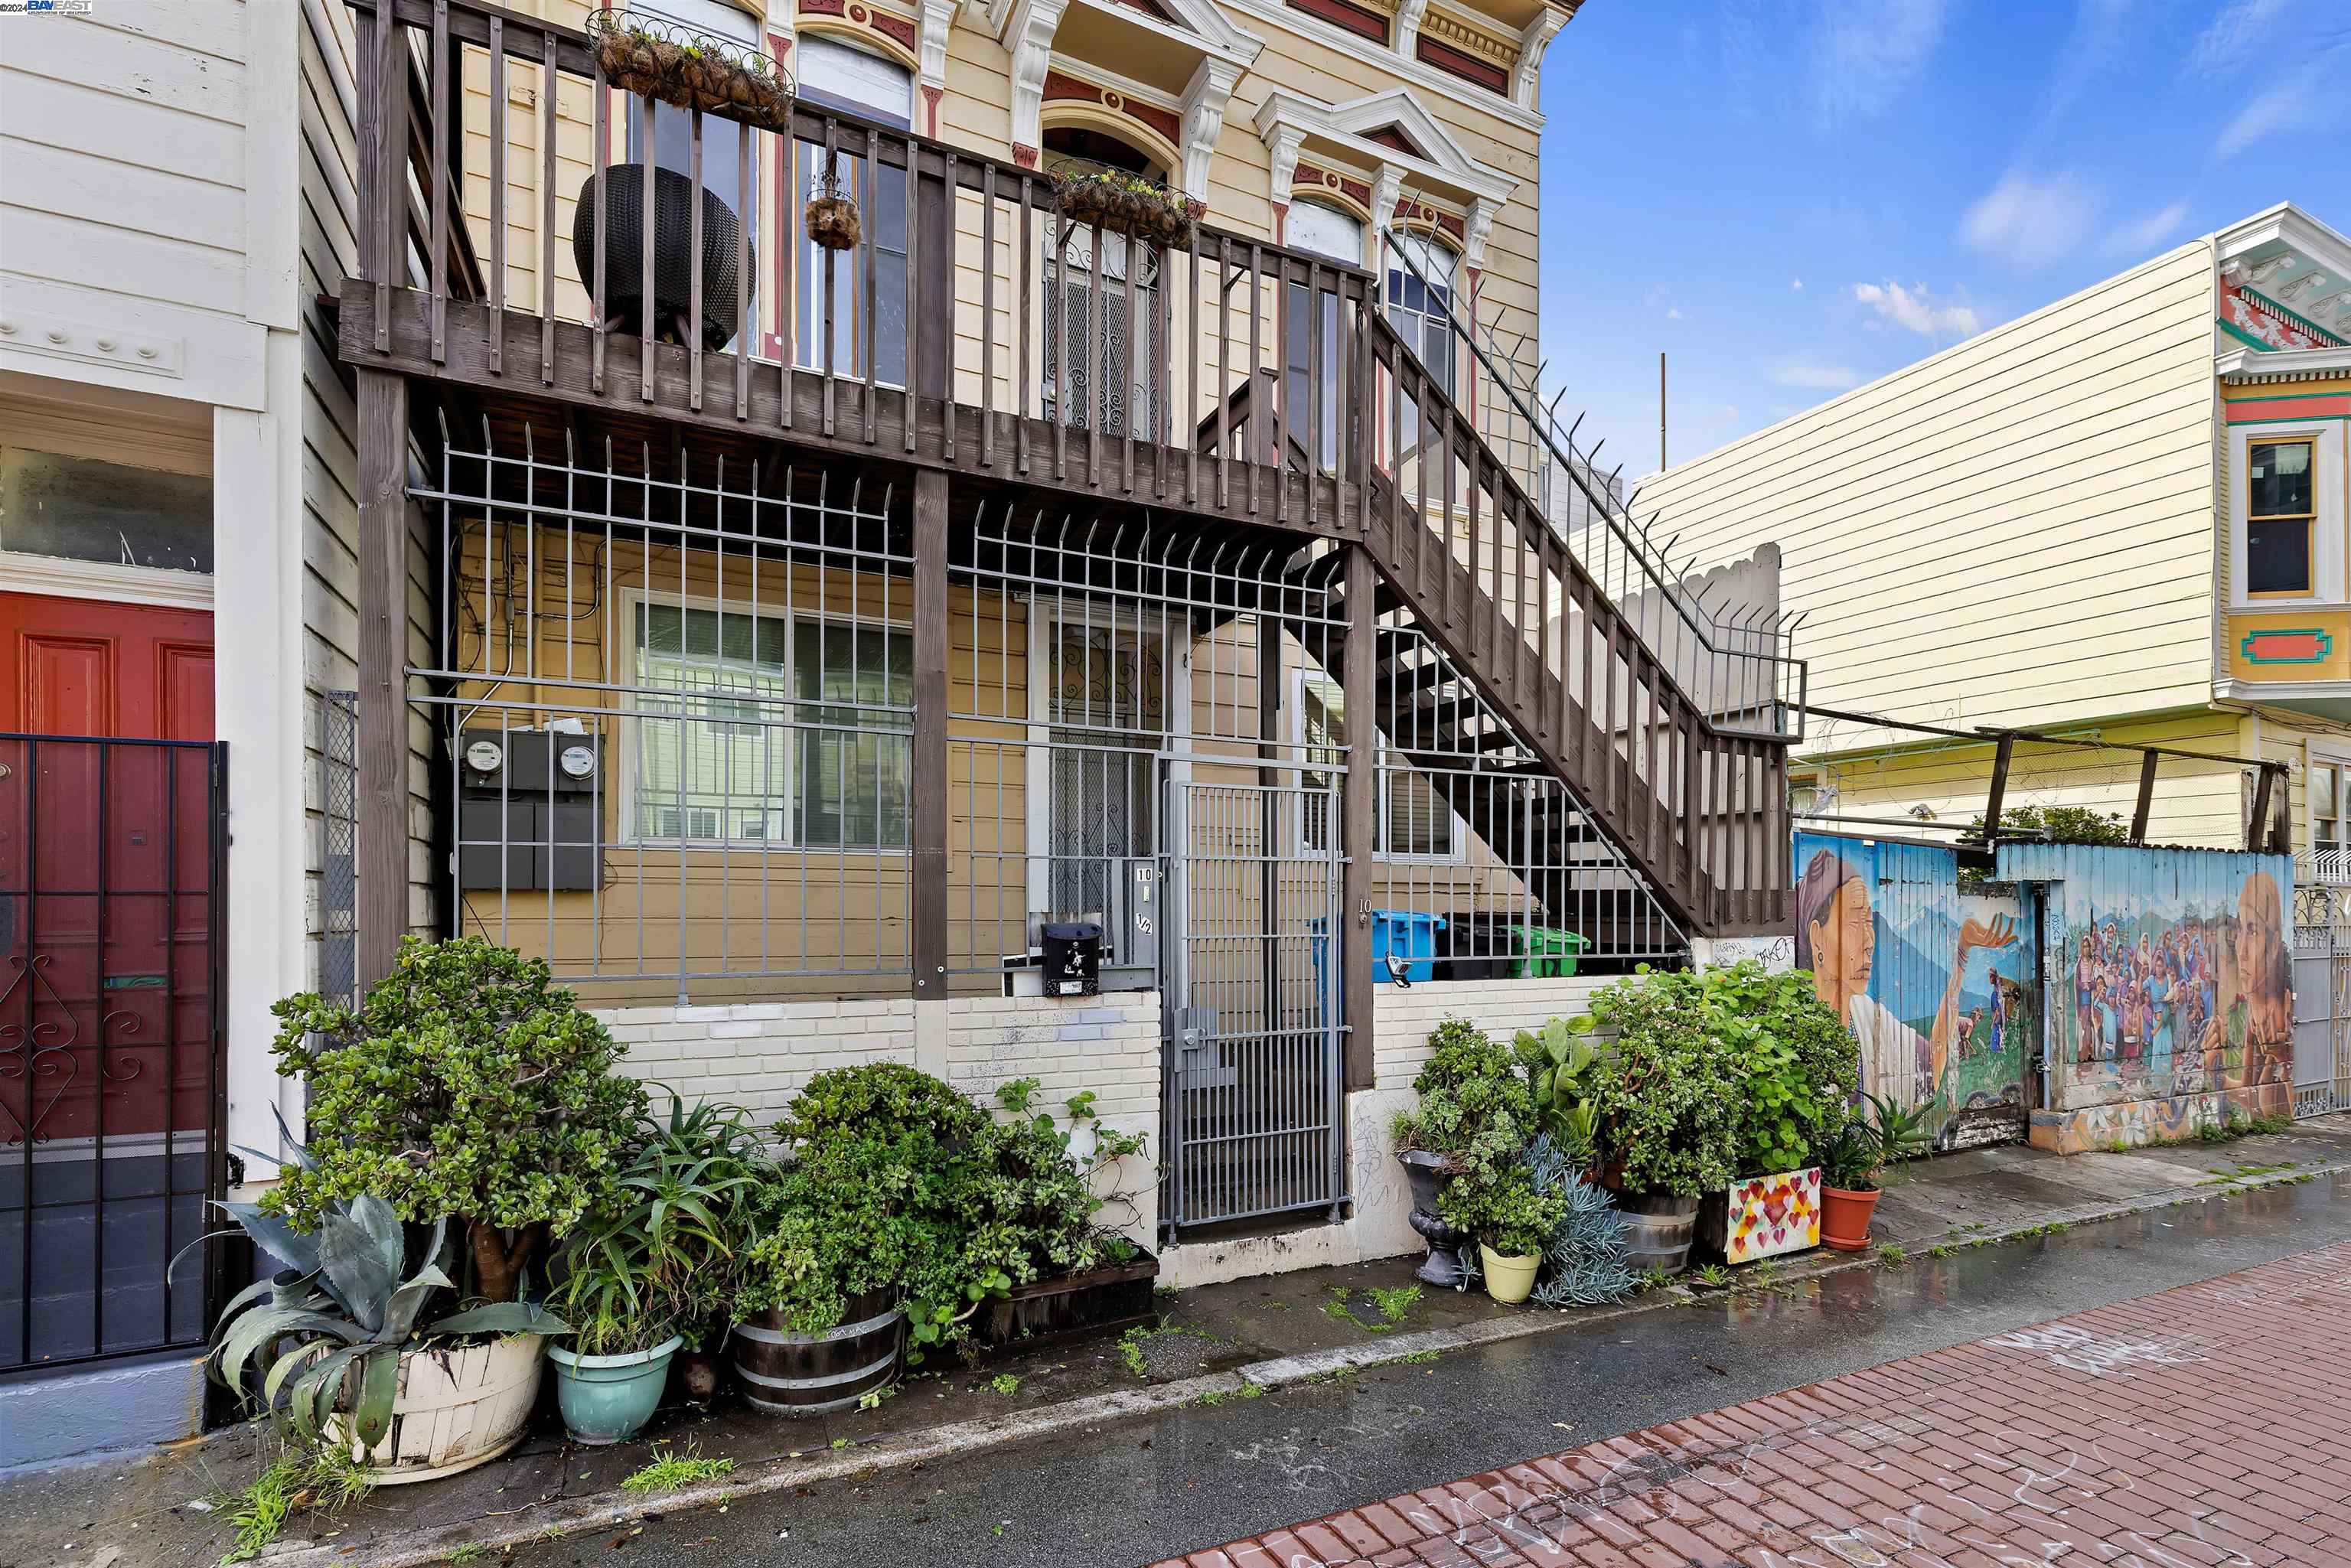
1;590;216;1150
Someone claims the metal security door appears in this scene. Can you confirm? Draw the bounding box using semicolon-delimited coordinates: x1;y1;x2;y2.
2292;885;2351;1117
1161;777;1345;1235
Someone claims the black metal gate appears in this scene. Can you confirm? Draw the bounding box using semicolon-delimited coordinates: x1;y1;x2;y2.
1;734;230;1374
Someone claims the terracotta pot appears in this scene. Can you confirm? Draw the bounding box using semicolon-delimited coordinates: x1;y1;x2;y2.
1820;1185;1881;1252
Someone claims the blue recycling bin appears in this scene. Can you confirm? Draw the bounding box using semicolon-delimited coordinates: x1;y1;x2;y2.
1310;909;1447;994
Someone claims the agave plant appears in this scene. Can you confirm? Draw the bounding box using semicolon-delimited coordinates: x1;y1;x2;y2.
1513;1016;1603;1166
209;1191;563;1452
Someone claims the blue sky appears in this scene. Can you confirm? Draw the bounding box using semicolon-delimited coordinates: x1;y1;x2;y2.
1532;0;2351;482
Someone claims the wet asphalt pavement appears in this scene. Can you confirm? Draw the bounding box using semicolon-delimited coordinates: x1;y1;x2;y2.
501;1176;2351;1568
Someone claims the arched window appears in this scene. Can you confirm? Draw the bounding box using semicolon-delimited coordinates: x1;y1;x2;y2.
1285;200;1365;471
1041;125;1166;439
1384;228;1459;401
791;36;915;380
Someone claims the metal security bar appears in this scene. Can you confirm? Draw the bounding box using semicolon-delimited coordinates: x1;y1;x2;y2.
411;419;912;1000
321;690;360;1007
1162;777;1344;1231
1;734;230;1374
2293;883;2351;1118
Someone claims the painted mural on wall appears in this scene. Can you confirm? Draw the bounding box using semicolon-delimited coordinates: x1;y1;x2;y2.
1994;843;2294;1129
1793;833;2036;1150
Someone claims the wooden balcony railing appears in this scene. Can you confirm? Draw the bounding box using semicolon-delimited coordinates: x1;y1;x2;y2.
341;0;1792;933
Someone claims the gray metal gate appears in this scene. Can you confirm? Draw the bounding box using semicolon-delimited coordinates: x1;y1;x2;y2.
2293;884;2351;1117
1161;776;1346;1234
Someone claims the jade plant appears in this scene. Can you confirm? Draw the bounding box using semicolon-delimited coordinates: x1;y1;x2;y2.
265;937;647;1303
1584;968;1741;1199
1699;962;1855;1176
1408;1020;1564;1257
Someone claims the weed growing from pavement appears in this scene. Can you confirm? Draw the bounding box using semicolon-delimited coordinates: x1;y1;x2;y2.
218;1439;376;1563
1324;1283;1424;1333
1118;1320;1216;1380
1877;1244;1908;1266
620;1444;734;1494
989;1374;1019;1397
1925;1244;1950;1259
1402;1349;1440;1364
447;1547;489;1564
1690;1263;1733;1289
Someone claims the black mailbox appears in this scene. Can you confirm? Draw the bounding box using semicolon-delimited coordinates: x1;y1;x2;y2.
1039;921;1102;996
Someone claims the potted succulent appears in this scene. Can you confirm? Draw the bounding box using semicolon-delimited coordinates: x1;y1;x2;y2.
1472;1180;1553;1305
204;1182;562;1482
1400;1021;1563;1305
1696;963;1853;1264
1518;1135;1635;1307
546;1098;762;1443
1820;1093;1935;1252
1584;969;1740;1275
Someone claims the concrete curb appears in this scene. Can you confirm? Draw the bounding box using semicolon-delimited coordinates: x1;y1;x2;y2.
259;1159;2350;1568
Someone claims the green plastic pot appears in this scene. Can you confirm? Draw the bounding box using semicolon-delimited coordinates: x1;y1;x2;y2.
548;1335;684;1445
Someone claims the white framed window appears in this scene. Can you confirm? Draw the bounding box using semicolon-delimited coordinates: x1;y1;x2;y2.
2230;419;2343;608
1284;200;1362;472
1294;667;1466;863
2314;751;2347;854
621;591;911;850
1384;228;1459;402
2247;437;2317;597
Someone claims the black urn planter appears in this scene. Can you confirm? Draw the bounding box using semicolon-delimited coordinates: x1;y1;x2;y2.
1397;1149;1468;1287
572;164;752;351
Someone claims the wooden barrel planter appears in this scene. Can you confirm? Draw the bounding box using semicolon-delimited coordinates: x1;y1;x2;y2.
1615;1192;1700;1275
731;1288;904;1416
976;1254;1159;1351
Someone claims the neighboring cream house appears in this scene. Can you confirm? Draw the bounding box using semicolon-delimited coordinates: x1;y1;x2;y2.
1645;203;2351;861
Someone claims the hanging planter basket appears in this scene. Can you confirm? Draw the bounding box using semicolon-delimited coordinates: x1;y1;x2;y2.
588;9;796;133
805;173;862;252
1053;170;1197;249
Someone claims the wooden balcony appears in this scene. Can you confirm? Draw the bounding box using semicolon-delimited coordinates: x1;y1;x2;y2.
341;0;1801;993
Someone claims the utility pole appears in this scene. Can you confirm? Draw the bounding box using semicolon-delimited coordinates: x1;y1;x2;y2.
1658;351;1668;472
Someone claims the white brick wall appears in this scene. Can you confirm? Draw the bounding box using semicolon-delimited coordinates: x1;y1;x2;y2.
592;989;1162;1245
597;996;919;1117
946;993;1162;1245
1371;975;1611;1089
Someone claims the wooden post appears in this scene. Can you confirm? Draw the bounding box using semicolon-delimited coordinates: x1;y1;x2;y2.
2270;764;2293;856
2129;750;2160;846
911;469;950;996
2245;763;2275;855
1982;733;2014;851
1340;543;1377;1091
357;369;410;988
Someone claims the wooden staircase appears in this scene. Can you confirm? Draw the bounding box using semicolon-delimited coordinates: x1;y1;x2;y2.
1335;312;1795;937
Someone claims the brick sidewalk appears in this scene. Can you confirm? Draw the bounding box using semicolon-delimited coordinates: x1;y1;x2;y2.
1156;1242;2351;1568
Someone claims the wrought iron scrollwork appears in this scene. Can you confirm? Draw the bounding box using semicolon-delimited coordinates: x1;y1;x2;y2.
0;954;80;1145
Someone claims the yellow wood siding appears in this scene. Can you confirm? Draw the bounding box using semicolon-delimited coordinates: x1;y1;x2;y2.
1644;242;2222;737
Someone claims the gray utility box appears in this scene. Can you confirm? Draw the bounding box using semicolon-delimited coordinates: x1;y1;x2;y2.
457;729;601;892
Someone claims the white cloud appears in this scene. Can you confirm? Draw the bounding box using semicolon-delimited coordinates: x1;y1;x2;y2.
2186;0;2290;75
1771;359;1862;390
1850;281;1981;340
1960;169;2096;267
1792;278;1805;291
1667;308;1684;321
2216;58;2342;159
2106;200;2192;256
1807;0;1950;132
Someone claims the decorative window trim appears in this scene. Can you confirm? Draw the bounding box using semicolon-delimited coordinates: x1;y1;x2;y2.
2246;435;2319;599
1253;86;1515;257
0;549;213;611
1218;0;1545;132
990;0;1263;191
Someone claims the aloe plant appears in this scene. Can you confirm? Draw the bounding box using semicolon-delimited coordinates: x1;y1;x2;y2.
208;1190;562;1452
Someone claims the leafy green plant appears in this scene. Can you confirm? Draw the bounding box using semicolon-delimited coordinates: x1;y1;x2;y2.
1410;1022;1558;1250
619;1443;733;1493
265;937;646;1302
1877;1244;1908;1266
206;1186;561;1452
1583;970;1741;1198
1511;1017;1603;1167
1690;1263;1733;1289
1700;963;1854;1176
990;1373;1021;1397
1368;1284;1423;1322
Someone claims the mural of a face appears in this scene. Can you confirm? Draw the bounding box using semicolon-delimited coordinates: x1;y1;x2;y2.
2235;870;2291;1050
1800;859;1874;1019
